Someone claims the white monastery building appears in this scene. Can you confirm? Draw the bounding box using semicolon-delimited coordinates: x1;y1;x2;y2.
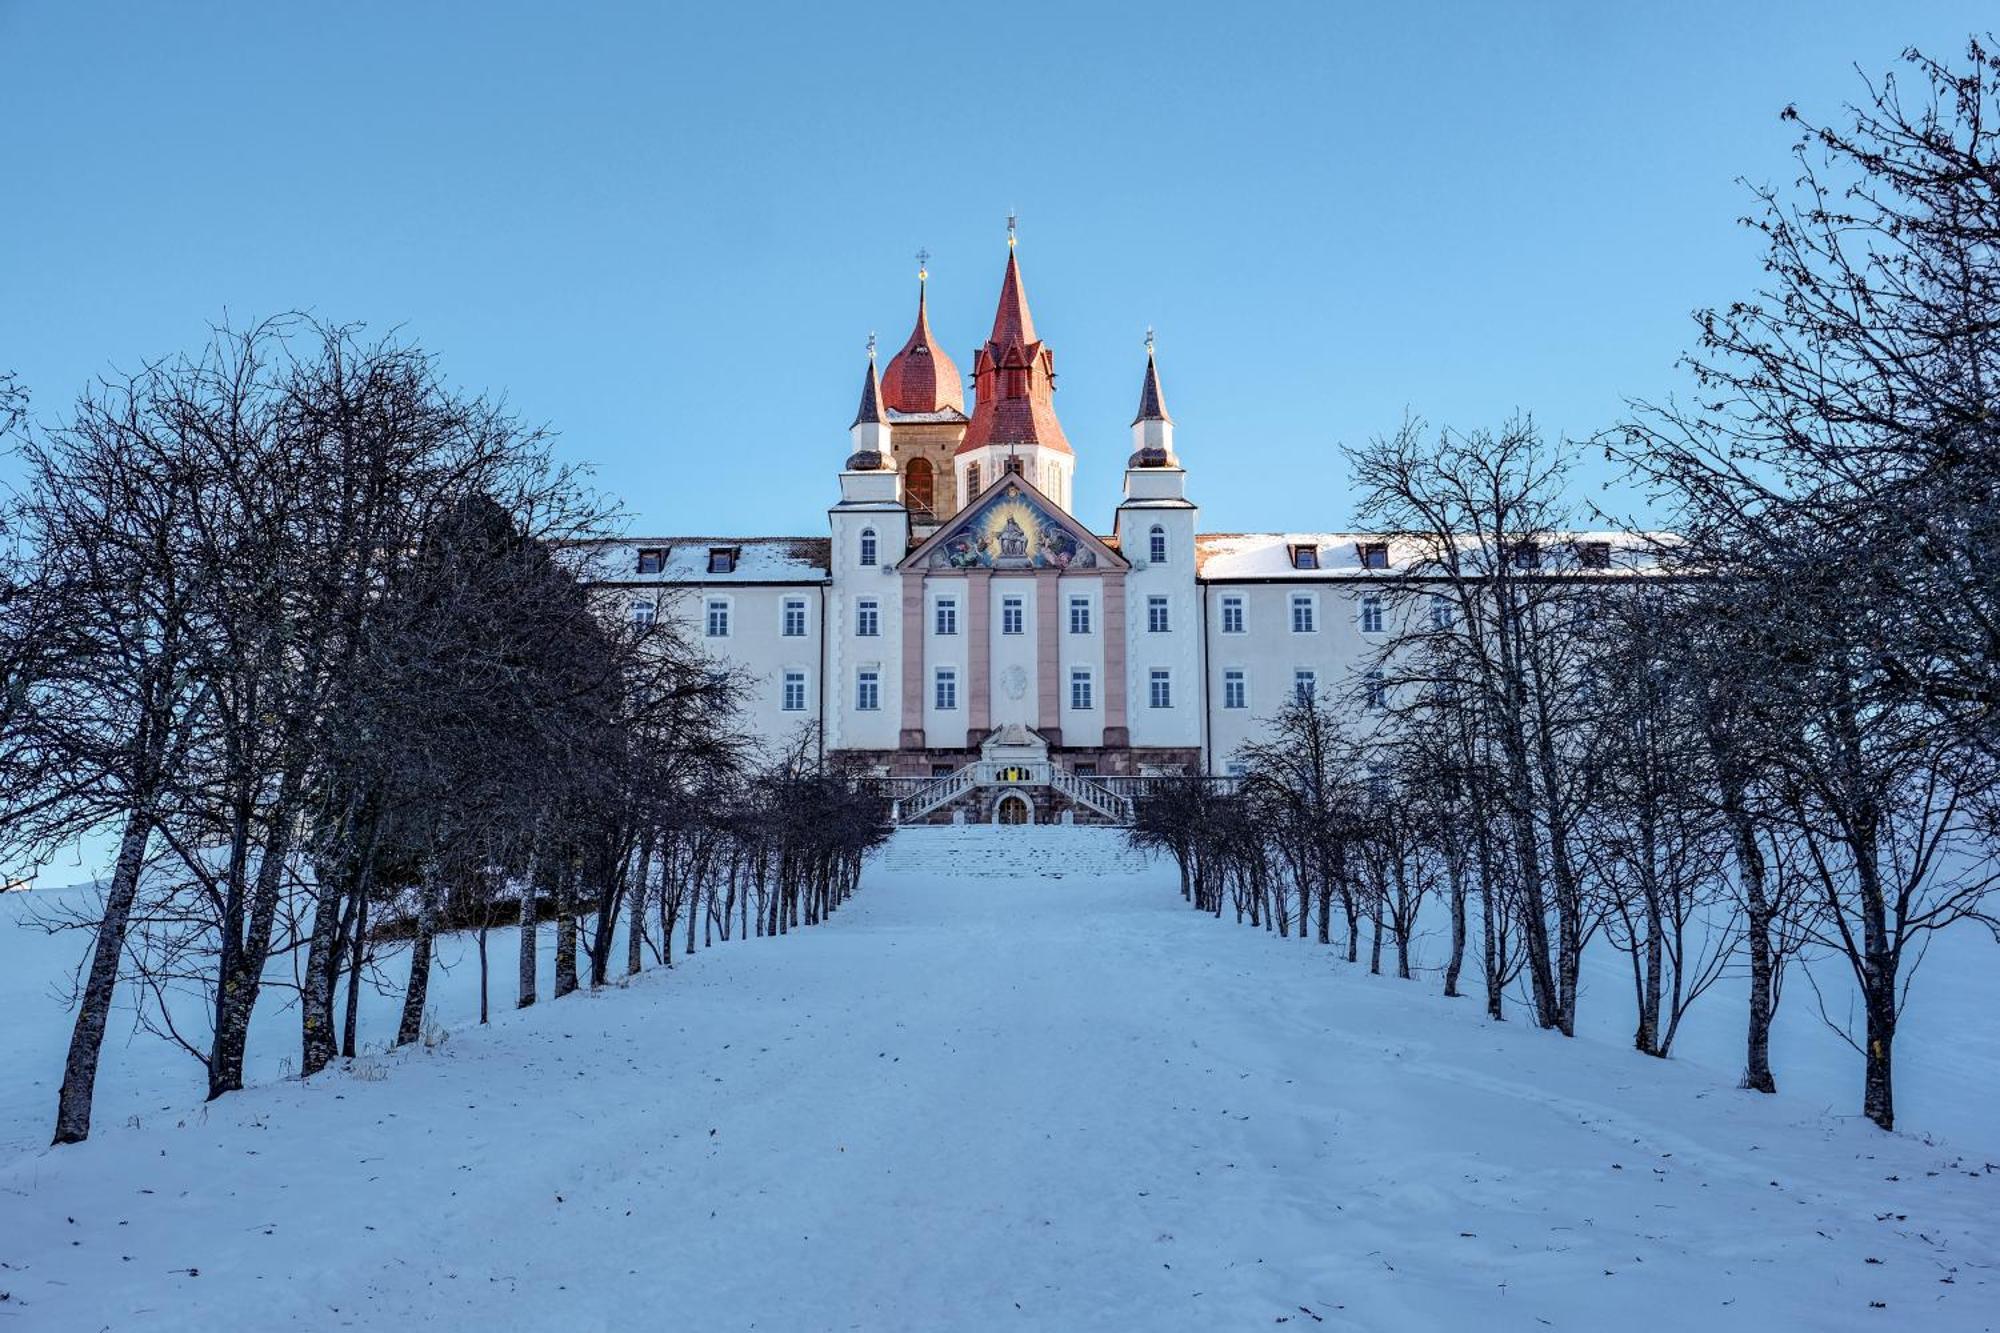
593;242;1608;823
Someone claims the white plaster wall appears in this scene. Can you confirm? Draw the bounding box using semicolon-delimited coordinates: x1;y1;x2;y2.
1118;503;1202;753
987;575;1039;730
920;574;970;749
1056;572;1107;747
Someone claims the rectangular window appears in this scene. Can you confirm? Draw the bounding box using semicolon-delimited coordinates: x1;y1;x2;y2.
966;463;982;498
1360;594;1384;634
1069;668;1093;711
1221;594;1245;634
1294;669;1317;703
1430;594;1453;630
934;598;958;636
782;597;807;637
1290;593;1316;633
1357;541;1390;570
1001;596;1024;636
934;668;958;711
705;598;730;638
856;599;880;637
781;670;807;712
1147;595;1170;634
1510;541;1541;571
1068;596;1092;635
1149;669;1172;709
1576;540;1612;569
707;546;738;575
1290;544;1320;570
856;669;880;712
636;547;666;575
1223;668;1246;710
1225;761;1249;779
1365;669;1386;711
630;599;656;628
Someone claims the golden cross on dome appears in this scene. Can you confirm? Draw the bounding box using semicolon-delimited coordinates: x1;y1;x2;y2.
1145;326;1156;355
867;331;877;361
916;246;930;281
1007;209;1018;248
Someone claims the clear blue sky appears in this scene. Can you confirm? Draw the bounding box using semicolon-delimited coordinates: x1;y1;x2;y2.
3;3;1989;536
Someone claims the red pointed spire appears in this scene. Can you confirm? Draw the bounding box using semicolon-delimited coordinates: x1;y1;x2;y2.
987;248;1038;346
958;241;1071;457
880;268;965;415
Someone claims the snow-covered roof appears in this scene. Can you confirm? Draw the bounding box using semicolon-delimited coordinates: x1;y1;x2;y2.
581;536;831;585
1195;532;1659;580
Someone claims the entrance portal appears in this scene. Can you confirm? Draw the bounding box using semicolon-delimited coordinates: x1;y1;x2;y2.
996;793;1032;826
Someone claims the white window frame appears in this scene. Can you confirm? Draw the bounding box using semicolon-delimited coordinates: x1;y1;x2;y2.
1149;669;1173;709
1001;595;1025;636
1360;594;1385;635
1147;595;1170;634
704;596;732;639
855;598;880;637
855;668;881;712
630;598;656;628
1223;668;1247;710
1364;669;1386;711
1429;594;1454;630
859;528;878;567
781;669;808;712
1220;594;1245;635
781;596;808;638
934;597;958;637
1148;525;1167;564
1290;592;1317;634
1069;668;1093;712
934;667;958;712
1068;595;1092;635
1294;668;1317;703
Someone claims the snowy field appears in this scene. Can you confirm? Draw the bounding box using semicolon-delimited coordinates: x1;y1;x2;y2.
0;828;1995;1330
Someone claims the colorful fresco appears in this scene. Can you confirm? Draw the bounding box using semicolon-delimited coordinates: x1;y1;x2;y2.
923;483;1101;570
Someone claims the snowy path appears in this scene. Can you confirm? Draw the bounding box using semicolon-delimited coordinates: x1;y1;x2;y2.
1;829;1993;1330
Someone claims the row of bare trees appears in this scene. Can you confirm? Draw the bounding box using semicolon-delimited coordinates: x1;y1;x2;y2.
1136;39;2000;1133
0;319;886;1145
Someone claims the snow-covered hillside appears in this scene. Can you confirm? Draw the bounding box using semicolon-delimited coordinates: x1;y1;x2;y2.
1;827;1993;1330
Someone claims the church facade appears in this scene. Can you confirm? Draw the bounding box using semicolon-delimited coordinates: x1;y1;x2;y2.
594;244;1418;823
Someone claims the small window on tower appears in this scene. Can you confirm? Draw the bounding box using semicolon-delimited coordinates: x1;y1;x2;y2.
966;463;982;500
1004;455;1023;475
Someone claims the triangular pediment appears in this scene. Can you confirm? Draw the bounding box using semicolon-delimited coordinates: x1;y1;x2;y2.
900;473;1126;573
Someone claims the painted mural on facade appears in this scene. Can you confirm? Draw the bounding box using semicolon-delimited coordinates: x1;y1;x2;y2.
922;482;1100;570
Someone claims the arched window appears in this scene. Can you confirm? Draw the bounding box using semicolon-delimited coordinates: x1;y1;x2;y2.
1148;525;1167;564
904;457;935;520
859;528;877;567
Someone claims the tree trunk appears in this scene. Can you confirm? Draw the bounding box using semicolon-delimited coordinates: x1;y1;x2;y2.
1443;855;1467;997
52;807;152;1146
396;919;433;1047
627;836;652;976
555;910;579;999
517;844;541;1010
341;889;368;1058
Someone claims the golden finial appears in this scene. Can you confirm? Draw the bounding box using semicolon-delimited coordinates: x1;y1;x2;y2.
916;246;930;283
867;331;877;362
1007;209;1018;248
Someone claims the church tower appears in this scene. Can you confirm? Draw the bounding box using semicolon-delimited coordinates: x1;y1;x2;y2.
954;233;1075;515
879;257;967;532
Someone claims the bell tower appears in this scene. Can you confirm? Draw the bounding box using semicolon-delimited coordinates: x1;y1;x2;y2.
954;222;1076;514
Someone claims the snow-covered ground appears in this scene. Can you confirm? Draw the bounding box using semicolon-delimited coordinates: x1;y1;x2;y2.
1;828;1994;1330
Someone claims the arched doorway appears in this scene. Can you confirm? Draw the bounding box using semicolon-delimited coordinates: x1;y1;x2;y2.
904;457;935;521
996;793;1032;825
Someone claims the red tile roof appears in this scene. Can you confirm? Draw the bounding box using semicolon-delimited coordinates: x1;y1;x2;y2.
958;249;1072;456
880;277;965;414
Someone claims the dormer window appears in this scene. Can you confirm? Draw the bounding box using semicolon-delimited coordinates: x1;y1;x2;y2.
1575;540;1612;570
1290;544;1320;570
707;546;738;575
636;547;666;575
1356;541;1389;570
1508;541;1541;571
